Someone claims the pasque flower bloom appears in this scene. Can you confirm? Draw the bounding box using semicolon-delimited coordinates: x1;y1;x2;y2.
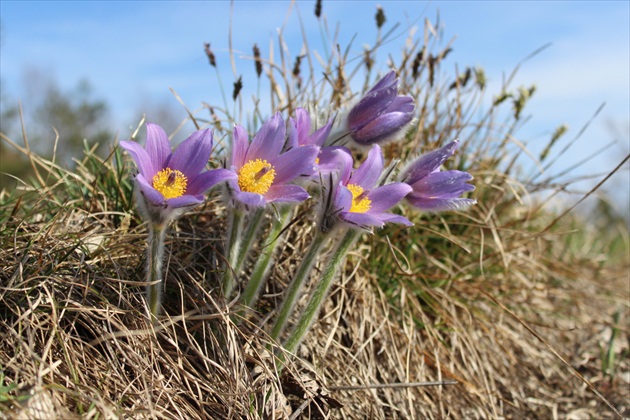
288;107;349;176
120;123;235;225
121;123;235;320
400;140;476;211
330;144;413;229
229;112;319;207
346;70;415;145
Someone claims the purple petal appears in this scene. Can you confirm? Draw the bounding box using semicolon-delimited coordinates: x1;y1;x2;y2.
305;117;333;147
166;194;205;208
246;112;285;162
265;184;310;203
351;144;383;189
406;196;477;212
294;108;311;146
347;82;397;132
375;212;414;226
367;183;413;212
317;146;352;176
168;129;213;179
234;191;266;207
410;170;475;199
341;211;384;228
286;117;299;150
270;145;319;183
387;96;415;113
352;111;414;145
187;168;237;195
120;140;156;179
136;174;165;207
145;123;172;169
368;70;397;94
334;183;353;213
231;125;249;168
401;141;459;184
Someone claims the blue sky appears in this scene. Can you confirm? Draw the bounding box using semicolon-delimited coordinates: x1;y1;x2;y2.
1;1;629;212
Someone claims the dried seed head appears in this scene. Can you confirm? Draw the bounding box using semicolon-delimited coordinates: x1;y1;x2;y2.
253;44;262;77
363;48;374;71
232;76;243;101
204;42;216;67
412;50;423;79
375;6;386;29
314;0;322;18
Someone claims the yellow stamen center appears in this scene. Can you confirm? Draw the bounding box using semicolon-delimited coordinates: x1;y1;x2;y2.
238;159;276;194
152;168;188;199
347;183;372;213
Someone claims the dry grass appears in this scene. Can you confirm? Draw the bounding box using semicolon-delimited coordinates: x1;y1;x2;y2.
2;6;629;419
0;143;627;419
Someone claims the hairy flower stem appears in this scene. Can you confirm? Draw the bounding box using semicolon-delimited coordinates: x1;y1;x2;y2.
222;207;245;298
146;223;167;323
234;208;266;276
283;229;359;353
270;230;329;342
240;207;292;309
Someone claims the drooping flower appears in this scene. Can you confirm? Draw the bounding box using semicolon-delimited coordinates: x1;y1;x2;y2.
345;70;415;145
120;123;235;225
229;112;319;207
400;140;476;211
329;144;413;229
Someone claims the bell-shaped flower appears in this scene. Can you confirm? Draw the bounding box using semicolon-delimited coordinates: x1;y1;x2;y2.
328;144;413;229
120;123;236;225
400;140;476;212
229;112;319;207
346;70;415;145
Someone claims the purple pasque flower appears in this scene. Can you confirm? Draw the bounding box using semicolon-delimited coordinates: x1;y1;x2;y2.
288;107;333;149
229;112;319;207
346;70;415;146
400;140;476;212
329;144;413;229
288;107;349;176
120;123;236;224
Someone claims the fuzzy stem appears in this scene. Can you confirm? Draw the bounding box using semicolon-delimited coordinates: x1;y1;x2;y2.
234;207;266;275
146;223;167;322
283;229;359;353
240;206;292;308
270;229;329;342
221;207;245;298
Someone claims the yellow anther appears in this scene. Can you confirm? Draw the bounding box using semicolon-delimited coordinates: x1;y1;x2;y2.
347;183;372;213
152;168;188;199
238;159;276;194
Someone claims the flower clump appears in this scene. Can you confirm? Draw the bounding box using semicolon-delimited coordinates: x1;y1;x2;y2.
121;69;476;346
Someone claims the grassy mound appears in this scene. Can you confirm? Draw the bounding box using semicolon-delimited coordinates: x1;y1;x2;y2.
1;11;628;419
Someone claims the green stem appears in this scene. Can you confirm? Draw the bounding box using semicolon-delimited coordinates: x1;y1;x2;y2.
146;223;167;323
241;207;292;308
234;208;266;276
221;207;245;298
283;229;359;354
270;230;329;342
